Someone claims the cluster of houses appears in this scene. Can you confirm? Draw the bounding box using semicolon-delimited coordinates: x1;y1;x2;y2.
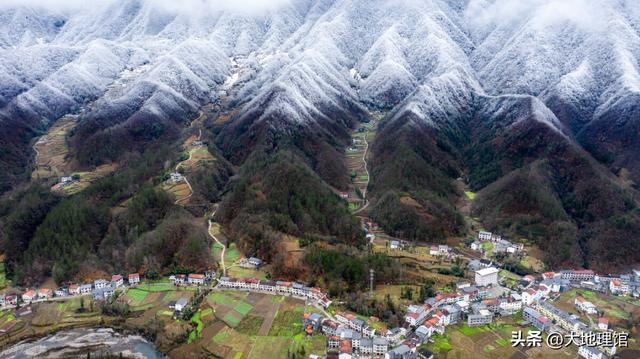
391;264;630;359
471;231;524;256
428;245;450;257
2;269;218;310
217;276;332;308
168;273;213;286
303;312;389;358
303;311;437;359
1;273;141;308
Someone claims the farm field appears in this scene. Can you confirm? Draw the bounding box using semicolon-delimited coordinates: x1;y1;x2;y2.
200;290;323;359
31;116;77;181
424;319;578;359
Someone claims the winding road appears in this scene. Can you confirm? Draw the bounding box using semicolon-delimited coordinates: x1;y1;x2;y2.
353;123;373;215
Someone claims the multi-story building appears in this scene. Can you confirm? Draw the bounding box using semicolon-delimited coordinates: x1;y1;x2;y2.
475;267;499;287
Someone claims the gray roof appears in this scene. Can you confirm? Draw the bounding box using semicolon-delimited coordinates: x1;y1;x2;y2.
176;298;188;306
373;337;388;345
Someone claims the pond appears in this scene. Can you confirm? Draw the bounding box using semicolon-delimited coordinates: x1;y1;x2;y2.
0;327;164;359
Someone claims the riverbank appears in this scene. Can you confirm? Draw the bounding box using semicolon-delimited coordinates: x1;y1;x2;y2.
0;327;163;359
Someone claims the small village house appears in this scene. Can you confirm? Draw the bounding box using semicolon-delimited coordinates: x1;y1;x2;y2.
128;273;140;285
188;273;205;286
111;274;124;288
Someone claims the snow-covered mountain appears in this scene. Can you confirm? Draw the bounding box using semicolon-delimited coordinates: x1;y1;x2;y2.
1;0;639;190
1;0;640;270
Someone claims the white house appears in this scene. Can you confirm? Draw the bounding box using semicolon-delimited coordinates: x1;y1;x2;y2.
610;279;630;295
128;273;140;285
94;279;109;289
188;274;205;285
475;267;499;287
479;231;492;241
470;241;481;251
22;290;36;302
578;345;603;359
168;172;184;184
111;274;124;288
575;296;598;314
175;297;189;312
80;284;93;294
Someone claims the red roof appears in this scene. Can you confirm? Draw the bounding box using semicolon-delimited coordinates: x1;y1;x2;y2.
599;317;609;324
612;279;621;286
539;316;549;323
576;296;585;303
407;312;419;319
128;273;139;278
340;340;352;354
188;274;205;279
69;284;79;290
112;274;123;281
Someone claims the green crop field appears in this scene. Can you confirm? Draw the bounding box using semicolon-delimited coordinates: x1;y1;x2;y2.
235;302;253;316
126;288;149;302
138;282;177;292
223;312;242;327
268;310;301;337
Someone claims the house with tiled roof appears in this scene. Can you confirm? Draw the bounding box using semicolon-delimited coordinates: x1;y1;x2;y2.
597;317;609;330
187;273;205;285
574;296;598;314
128;273;140;285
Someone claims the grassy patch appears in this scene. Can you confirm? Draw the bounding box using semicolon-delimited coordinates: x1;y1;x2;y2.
465;191;476;200
138;282;176;292
459;325;484;336
223;312;242;327
213;330;230;343
431;334;452;353
126;288;149;302
188;310;204;344
226;243;241;262
235;302;253;316
495;338;510;347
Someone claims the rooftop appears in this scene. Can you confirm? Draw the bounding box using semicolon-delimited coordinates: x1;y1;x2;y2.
476;267;500;276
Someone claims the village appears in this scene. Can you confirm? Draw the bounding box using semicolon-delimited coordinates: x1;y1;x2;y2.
1;228;638;359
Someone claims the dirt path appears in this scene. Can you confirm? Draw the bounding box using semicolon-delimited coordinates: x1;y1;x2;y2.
208;210;226;276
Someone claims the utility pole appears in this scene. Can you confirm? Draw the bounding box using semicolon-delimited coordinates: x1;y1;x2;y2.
369;268;374;298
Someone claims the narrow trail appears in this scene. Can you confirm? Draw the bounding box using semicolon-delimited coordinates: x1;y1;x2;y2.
208;210;226;276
